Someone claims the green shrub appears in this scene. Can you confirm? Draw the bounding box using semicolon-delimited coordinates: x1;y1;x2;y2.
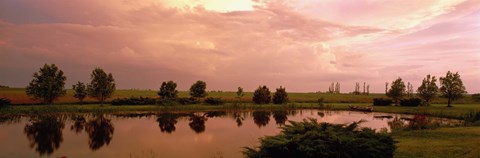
400;98;422;107
373;98;392;106
244;119;396;158
204;97;225;105
0;98;11;107
111;97;156;105
464;111;480;126
175;97;198;105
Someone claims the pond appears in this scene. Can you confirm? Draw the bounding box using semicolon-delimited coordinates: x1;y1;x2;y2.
0;110;461;158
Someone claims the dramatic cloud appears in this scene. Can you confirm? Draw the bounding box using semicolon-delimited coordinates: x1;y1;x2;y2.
0;0;479;92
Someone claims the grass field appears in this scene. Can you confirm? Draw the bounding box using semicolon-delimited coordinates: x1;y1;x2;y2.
1;88;479;105
394;127;480;158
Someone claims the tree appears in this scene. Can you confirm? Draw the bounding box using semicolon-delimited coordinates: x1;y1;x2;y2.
72;82;87;104
236;87;245;103
272;86;288;104
387;78;406;106
158;81;178;99
87;68;115;105
189;80;207;99
440;71;467;107
26;64;67;104
417;75;438;106
253;85;271;104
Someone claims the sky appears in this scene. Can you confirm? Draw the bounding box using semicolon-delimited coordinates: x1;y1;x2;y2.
0;0;479;93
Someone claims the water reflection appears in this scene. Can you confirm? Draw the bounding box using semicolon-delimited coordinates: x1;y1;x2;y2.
24;115;65;156
0;110;463;158
272;110;288;125
85;114;114;150
252;111;270;127
189;114;207;133
156;113;179;133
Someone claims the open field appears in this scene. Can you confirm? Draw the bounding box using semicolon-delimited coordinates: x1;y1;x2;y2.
394;126;480;158
1;88;479;105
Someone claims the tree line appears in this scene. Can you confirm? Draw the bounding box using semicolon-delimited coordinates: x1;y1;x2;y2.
23;64;468;107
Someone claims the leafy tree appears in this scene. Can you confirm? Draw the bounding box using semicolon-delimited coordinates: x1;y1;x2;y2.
387;78;406;106
26;64;67;104
189;80;207;99
440;71;467;107
416;75;438;105
253;85;271;104
72;81;87;104
87;68;115;105
244;119;396;158
272;86;288;104
236;87;244;100
158;81;178;99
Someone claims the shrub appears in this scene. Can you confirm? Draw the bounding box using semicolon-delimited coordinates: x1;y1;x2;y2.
272;86;288;104
400;98;422;107
244;119;396;158
373;98;392;106
0;98;11;107
253;85;271;104
111;97;156;105
204;97;225;105
175;97;199;105
464;111;480;126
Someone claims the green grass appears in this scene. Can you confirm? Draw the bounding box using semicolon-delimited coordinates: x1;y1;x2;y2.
393;126;480;158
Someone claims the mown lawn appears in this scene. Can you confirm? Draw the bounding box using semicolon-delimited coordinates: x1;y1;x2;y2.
394;127;480;158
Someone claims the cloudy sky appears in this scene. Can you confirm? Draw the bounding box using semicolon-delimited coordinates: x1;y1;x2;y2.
0;0;479;93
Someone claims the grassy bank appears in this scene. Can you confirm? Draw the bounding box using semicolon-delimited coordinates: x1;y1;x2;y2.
393;126;480;158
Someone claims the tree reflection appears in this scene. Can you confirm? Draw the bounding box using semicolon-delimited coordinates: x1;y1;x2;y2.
70;115;86;134
85;114;114;151
252;111;271;127
233;112;244;127
204;111;226;118
24;115;65;156
273;110;288;125
156;113;179;134
189;114;207;134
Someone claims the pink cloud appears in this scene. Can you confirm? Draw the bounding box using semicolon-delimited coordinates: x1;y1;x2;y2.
0;0;479;93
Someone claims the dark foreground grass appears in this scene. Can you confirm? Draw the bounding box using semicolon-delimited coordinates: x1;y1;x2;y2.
393;126;480;158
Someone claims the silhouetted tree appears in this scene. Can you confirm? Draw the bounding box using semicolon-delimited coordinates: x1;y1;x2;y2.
253;111;271;127
273;86;288;104
85;115;114;150
190;80;207;99
387;78;406;106
24;115;65;156
253;85;271;104
417;74;438;106
236;87;244;102
72;82;87;104
440;71;467;107
26;64;66;104
158;81;178;99
87;68;115;105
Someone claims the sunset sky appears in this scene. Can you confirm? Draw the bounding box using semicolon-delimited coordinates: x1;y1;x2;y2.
0;0;479;93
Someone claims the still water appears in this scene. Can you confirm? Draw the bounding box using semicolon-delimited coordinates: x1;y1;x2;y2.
0;110;458;158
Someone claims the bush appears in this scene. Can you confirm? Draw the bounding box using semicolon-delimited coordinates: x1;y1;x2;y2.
373;98;392;106
0;98;11;107
175;97;199;105
204;97;225;105
253;85;271;104
244;119;396;158
400;98;422;107
111;97;156;105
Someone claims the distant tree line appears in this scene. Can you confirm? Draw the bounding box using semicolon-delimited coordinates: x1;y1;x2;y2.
21;64;469;107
